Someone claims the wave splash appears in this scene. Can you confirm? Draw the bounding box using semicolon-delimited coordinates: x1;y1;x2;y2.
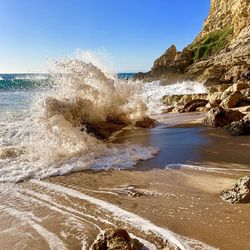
0;53;158;182
142;80;207;114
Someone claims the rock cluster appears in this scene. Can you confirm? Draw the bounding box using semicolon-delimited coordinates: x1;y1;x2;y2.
203;107;244;127
161;81;250;136
90;228;144;250
221;176;250;204
82;116;156;140
135;0;250;85
162;81;250;112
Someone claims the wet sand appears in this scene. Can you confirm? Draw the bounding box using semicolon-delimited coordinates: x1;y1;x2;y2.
0;113;250;249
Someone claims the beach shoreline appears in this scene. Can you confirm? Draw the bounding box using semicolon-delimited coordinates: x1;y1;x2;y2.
48;113;250;249
1;113;249;249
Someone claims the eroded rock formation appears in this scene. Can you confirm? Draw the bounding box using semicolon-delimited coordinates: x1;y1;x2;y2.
221;176;250;204
90;228;144;250
135;0;250;85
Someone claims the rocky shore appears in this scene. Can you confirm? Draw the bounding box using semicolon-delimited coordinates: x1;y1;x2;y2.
161;80;250;136
135;0;250;86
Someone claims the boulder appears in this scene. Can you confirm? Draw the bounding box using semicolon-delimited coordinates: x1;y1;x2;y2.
90;228;144;250
203;107;245;127
135;116;156;128
221;176;250;204
224;120;250;136
180;99;208;112
220;91;243;108
162;93;207;106
225;82;250;92
82;115;155;140
82;121;127;140
178;93;207;106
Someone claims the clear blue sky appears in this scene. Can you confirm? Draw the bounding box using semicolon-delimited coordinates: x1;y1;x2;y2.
0;0;210;73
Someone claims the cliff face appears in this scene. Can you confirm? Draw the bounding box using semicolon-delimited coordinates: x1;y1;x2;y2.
136;0;250;85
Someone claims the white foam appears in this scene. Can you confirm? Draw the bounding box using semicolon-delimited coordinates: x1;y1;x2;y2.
14;75;48;80
165;164;250;173
33;180;216;250
0;52;158;183
142;80;207;114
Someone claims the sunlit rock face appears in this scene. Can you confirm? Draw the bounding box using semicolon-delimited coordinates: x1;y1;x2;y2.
136;0;250;85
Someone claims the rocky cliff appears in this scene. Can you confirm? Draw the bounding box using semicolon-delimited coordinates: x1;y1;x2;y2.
136;0;250;85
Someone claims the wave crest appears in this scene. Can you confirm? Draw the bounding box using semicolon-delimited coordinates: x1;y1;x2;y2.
0;53;157;182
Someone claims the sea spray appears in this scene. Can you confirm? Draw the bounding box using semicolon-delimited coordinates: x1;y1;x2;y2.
142;80;207;114
0;51;208;182
0;53;158;182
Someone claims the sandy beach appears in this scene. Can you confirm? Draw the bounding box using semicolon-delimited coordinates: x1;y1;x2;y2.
1;113;249;250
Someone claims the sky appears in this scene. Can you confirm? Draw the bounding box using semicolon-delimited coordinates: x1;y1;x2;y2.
0;0;210;73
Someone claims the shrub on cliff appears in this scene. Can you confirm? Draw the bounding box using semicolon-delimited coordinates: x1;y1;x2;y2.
190;26;234;62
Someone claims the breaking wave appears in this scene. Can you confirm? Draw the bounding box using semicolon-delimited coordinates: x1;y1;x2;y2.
142;80;207;114
0;51;208;183
0;53;158;182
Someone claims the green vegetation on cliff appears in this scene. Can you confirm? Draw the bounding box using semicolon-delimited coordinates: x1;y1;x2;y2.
190;26;234;62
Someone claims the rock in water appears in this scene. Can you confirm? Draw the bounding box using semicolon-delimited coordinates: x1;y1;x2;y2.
82;121;127;140
221;176;250;204
224;112;250;136
203;107;244;127
180;99;208;112
90;228;144;250
135;116;156;128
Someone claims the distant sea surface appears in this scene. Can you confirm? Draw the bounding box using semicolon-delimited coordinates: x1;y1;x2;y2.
0;73;135;91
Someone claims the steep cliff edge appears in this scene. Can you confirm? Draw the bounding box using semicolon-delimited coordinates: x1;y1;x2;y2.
136;0;250;85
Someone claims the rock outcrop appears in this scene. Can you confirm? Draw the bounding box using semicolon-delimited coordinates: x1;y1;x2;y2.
203;107;244;127
90;228;144;250
180;99;208;113
135;0;250;85
161;81;250;113
221;176;250;204
82;116;156;140
225;112;250;135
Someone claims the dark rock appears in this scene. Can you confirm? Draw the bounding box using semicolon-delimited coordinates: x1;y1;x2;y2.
135;116;156;128
90;228;144;250
82;115;155;140
203;107;245;127
82;121;127;140
236;98;250;107
180;99;208;112
224;112;250;136
221;176;250;204
224;120;250;136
